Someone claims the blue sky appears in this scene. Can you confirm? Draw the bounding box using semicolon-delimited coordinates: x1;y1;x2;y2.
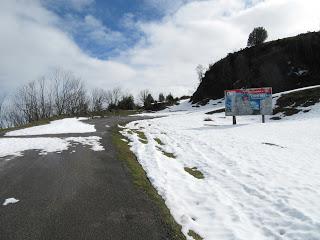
42;0;179;59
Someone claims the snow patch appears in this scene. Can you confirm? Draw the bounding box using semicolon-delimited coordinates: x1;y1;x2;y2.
3;198;19;206
0;136;104;158
5;118;95;136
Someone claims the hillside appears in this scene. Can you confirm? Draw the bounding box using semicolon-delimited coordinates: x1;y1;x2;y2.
191;31;320;103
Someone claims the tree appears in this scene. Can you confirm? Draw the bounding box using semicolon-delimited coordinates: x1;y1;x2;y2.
118;95;135;110
166;93;174;104
144;94;154;110
91;88;107;113
0;94;5;128
158;93;165;102
138;89;150;106
105;87;122;108
196;64;206;83
247;27;268;47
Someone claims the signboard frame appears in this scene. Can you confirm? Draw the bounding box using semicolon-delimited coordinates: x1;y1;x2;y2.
224;87;273;123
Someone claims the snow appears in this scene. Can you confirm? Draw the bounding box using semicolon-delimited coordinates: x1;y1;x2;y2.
67;136;105;151
5;118;95;136
0;136;104;158
3;198;19;206
122;88;320;240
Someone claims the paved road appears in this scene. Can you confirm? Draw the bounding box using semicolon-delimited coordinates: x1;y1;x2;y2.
0;116;174;240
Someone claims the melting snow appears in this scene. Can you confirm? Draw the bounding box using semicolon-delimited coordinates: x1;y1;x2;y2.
0;136;104;158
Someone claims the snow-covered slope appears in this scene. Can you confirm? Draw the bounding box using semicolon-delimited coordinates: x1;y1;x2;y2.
122;86;320;240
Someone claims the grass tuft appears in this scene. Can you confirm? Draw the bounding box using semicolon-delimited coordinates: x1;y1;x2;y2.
154;138;165;145
112;127;186;240
184;167;204;179
188;230;203;240
156;147;176;159
133;130;148;144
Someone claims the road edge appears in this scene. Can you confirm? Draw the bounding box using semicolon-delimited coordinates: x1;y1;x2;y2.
111;126;186;240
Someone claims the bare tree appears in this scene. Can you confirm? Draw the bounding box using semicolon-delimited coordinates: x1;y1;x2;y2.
37;77;53;119
91;88;107;112
196;64;206;83
50;69;88;116
0;94;5;128
105;87;122;108
13;81;40;123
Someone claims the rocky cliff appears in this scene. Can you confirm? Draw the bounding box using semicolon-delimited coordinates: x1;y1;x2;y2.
191;31;320;103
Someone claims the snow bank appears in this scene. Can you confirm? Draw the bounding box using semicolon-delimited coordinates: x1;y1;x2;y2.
122;88;320;240
0;136;104;158
5;118;95;136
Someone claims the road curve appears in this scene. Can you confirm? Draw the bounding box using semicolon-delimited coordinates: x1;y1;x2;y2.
0;116;173;240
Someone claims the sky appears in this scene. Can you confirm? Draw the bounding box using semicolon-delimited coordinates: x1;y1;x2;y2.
0;0;320;98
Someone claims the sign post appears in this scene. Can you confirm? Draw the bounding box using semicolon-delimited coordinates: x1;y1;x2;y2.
225;87;273;124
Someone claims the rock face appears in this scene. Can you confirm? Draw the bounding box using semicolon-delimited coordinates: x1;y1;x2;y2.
191;31;320;103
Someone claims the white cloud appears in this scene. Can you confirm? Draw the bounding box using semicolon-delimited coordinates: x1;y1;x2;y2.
83;15;124;45
0;0;320;98
61;14;124;46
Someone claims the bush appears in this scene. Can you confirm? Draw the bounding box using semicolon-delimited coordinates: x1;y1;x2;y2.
118;95;135;110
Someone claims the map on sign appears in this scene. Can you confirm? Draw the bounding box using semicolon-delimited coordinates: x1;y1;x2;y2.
225;88;273;116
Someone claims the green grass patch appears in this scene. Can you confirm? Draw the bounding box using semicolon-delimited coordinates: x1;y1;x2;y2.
133;130;148;144
154;138;165;146
139;139;148;144
134;130;147;140
126;129;133;135
188;230;203;240
184;167;204;179
156;147;176;159
112;127;186;240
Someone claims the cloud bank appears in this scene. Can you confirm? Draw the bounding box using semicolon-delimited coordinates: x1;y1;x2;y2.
0;0;319;97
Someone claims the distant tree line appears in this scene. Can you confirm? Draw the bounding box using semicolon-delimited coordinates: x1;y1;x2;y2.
0;69;181;129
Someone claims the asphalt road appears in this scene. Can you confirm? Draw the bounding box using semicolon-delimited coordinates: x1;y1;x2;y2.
0;116;173;240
